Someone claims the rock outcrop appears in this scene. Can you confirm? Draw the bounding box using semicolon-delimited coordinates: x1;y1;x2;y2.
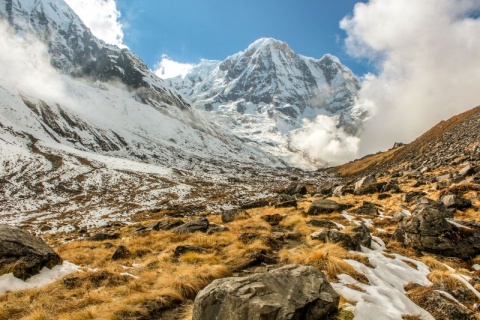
192;264;339;320
0;224;62;280
393;200;480;259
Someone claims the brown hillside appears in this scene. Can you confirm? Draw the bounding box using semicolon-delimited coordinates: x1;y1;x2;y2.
332;105;480;177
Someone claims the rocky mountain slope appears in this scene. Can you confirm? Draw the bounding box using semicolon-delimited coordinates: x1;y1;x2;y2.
1;105;479;320
165;38;364;164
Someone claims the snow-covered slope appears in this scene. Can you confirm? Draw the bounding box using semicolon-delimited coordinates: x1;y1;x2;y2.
0;0;302;229
165;38;365;165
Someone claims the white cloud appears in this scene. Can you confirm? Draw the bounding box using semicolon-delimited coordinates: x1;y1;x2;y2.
153;55;194;79
290;115;360;167
341;0;480;155
64;0;126;48
0;22;69;104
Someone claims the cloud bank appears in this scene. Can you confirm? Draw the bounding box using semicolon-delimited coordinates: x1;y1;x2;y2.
341;0;480;155
0;22;69;104
290;115;360;167
64;0;126;48
154;55;194;79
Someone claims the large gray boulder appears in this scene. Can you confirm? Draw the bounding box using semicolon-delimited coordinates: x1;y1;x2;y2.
392;201;480;259
193;264;339;320
0;224;62;280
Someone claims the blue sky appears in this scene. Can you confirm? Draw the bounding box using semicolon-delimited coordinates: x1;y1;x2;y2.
116;0;369;76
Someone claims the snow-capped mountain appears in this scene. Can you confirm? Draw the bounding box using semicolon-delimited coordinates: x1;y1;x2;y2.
165;38;365;163
0;0;284;166
0;0;296;229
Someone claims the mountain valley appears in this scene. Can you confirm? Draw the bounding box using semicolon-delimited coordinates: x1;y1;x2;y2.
0;1;479;320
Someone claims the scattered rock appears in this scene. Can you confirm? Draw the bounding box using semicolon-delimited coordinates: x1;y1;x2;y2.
354;175;377;193
307;199;350;215
406;287;477;320
307;219;338;229
193;264;339;320
393;210;408;222
89;233;120;241
207;226;230;235
240;199;269;210
392;201;480;259
152;219;184;231
173;218;209;234
274;194;297;208
459;163;475;177
332;185;344;197
261;214;284;226
440;194;472;210
283;183;308;195
311;230;359;251
381;180;402;193
173;245;205;260
221;209;249;223
377;193;391;200
0;224;63;280
112;245;130;260
436;174;451;182
238;232;261;244
351;224;372;248
402;191;427;203
232;249;278;271
355;201;379;216
312;224;371;251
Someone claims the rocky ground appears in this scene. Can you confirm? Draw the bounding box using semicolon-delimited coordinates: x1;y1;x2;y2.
0;107;479;319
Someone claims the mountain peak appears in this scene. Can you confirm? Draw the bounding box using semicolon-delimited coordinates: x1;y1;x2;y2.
246;37;291;52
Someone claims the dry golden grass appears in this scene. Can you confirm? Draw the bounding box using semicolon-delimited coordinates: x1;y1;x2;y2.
279;243;369;283
427;270;465;291
420;256;454;272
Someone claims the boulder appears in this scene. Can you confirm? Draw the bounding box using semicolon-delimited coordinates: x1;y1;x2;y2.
351;224;372;248
0;224;62;280
283;183;308;196
402;191;427;203
173;245;205;260
152;218;184;231
275;194;297;208
307;199;350;215
311;230;359;251
240;199;269;210
392;201;480;259
111;245;130;260
173;218;209;234
440;194;472;210
307;219;338;229
89;232;120;241
354;175;385;195
311;224;371;251
355;201;379;216
221;209;249;223
354;175;377;193
261;214;285;226
192;264;339;320
381;180;402;193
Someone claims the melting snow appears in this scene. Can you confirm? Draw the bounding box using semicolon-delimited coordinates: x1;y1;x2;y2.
0;261;80;295
333;237;434;319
